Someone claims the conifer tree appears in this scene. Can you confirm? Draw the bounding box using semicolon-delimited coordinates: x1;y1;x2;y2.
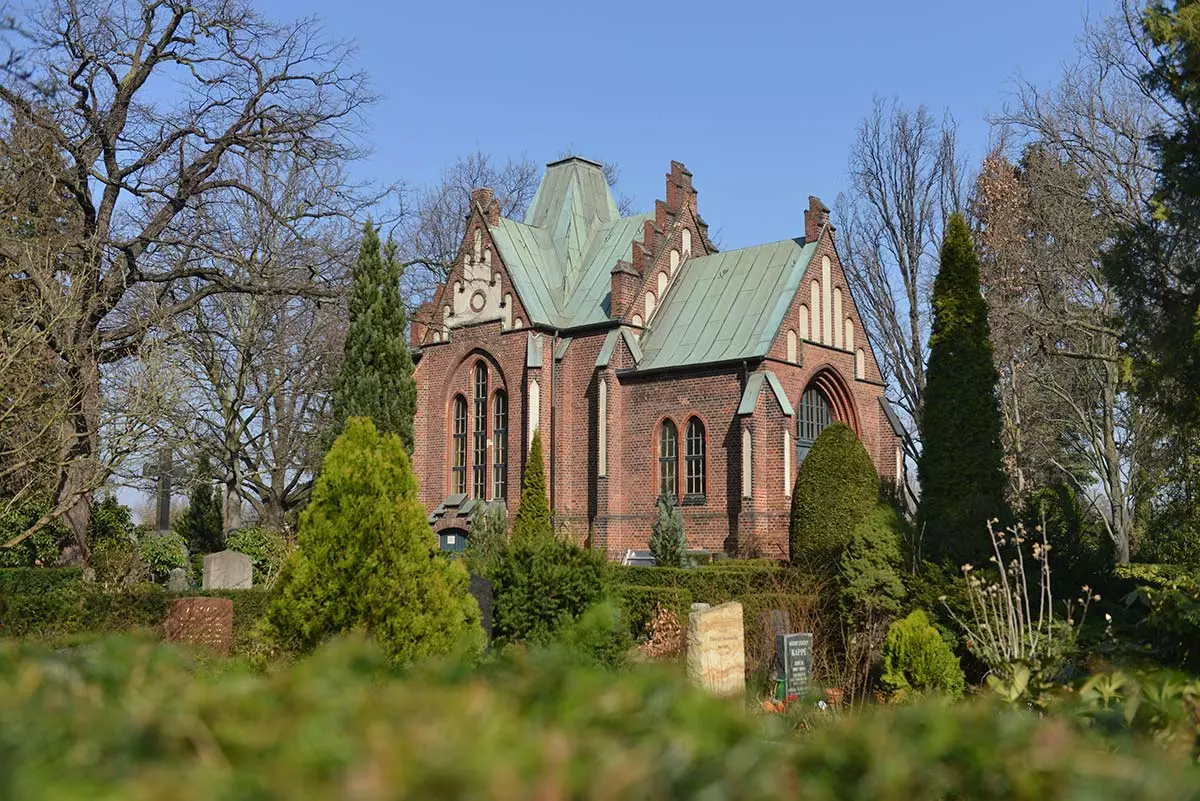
917;213;1008;566
267;417;481;663
512;429;551;540
649;493;686;567
176;454;223;554
331;222;417;450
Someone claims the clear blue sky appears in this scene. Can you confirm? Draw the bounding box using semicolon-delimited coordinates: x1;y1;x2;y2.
256;0;1117;249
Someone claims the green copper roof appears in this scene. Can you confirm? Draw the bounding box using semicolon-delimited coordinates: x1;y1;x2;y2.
488;157;651;329
637;238;817;371
738;370;794;416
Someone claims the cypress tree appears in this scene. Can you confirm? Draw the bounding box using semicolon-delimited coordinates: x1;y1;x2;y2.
332;222;417;451
512;429;551;540
649;493;685;567
176;454;223;554
917;213;1008;566
267;417;482;664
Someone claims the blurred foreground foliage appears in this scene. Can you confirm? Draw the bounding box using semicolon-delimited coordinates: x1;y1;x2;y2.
1;634;1199;800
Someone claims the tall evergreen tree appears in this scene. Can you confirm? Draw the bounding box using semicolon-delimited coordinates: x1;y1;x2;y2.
917;214;1008;566
267;417;481;663
1106;2;1200;432
176;455;223;554
332;222;417;450
512;430;551;540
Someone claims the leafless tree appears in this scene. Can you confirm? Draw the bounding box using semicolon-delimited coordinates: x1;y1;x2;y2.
978;14;1165;563
167;151;363;535
837;98;968;460
0;0;372;558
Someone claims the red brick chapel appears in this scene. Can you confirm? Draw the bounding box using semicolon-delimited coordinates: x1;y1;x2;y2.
410;157;905;561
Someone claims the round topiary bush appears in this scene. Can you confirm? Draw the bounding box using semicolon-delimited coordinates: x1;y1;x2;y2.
267;417;482;664
789;422;879;571
880;609;965;700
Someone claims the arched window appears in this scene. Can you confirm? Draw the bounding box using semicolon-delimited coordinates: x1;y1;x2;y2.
786;330;798;363
492;390;508;500
451;394;467;495
658;420;678;499
682;228;692;256
597;380;608;477
473;363;488;498
685;418;706;500
796;388;833;462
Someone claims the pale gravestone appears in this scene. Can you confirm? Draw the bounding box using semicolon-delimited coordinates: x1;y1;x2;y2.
164;597;233;656
776;632;814;698
686;601;745;698
202;550;253;590
166;567;190;592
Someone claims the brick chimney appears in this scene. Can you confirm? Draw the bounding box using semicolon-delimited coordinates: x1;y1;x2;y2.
804;195;831;243
471;187;500;225
610;260;640;319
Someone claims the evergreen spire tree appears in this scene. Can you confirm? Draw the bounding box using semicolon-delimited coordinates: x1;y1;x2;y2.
917;214;1008;566
512;429;551;540
176;454;223;554
332;221;417;450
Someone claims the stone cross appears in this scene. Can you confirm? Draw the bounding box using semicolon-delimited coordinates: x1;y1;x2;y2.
141;447;186;532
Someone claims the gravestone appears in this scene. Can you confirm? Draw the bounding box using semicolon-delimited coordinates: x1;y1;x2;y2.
469;573;494;640
775;632;814;698
202;550;253;590
686;601;745;698
164;597;233;656
166;567;190;592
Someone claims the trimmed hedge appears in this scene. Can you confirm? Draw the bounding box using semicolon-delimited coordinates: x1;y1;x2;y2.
610;564;803;601
0;568;271;653
0;567;84;595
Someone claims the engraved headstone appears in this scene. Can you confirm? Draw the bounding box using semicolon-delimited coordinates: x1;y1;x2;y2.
202;550;253;590
164;597;233;656
686;601;745;698
776;632;814;698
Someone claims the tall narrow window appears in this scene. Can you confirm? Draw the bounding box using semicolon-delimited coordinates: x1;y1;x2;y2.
597;380;608;477
685;418;706;499
741;428;753;498
658;420;678;499
473;363;488;498
451;394;467;494
492;391;508;500
796;388;833;463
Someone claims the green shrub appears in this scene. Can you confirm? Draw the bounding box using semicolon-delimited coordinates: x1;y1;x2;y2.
839;502;907;623
0;567;82;595
225;525;290;586
789;423;879;571
1135;579;1200;670
267;417;482;664
492;534;609;645
553;600;634;670
881;609;965;699
90;494;135;542
137;531;188;582
511;430;551;541
610;564;798;601
649;494;685;567
0;495;66;566
0;635;1196;799
465;501;507;578
1023;483;1113;594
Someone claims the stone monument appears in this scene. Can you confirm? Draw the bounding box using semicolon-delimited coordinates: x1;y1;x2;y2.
202;550;253;590
775;632;814;698
686;601;745;698
164;597;234;656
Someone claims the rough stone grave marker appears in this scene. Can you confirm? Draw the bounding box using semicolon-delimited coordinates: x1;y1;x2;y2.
166;567;190;592
202;550;253;590
776;632;814;698
686;601;745;698
164;597;233;656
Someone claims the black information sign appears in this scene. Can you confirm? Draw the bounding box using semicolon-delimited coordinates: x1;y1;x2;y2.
775;632;813;698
